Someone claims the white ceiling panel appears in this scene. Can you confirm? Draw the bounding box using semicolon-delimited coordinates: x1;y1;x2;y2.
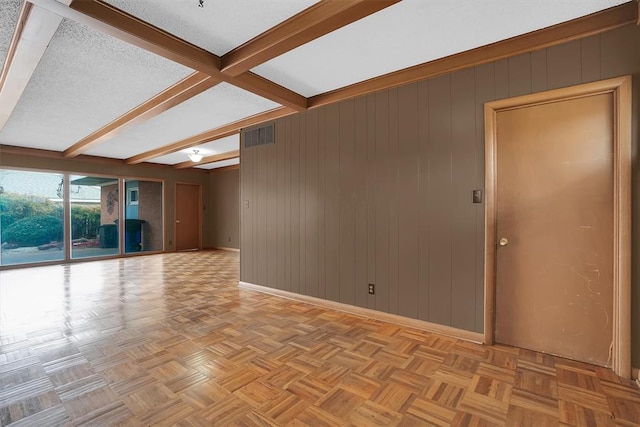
0;1;22;68
196;157;240;170
150;133;239;165
0;18;192;151
253;0;631;97
104;0;319;56
85;83;278;159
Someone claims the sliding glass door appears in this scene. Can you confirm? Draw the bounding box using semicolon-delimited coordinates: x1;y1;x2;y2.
0;169;65;266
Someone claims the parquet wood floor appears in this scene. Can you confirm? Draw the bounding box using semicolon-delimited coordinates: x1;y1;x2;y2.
0;251;638;426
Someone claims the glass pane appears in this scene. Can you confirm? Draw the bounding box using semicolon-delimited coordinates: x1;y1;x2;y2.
124;179;163;253
70;175;119;259
0;169;65;266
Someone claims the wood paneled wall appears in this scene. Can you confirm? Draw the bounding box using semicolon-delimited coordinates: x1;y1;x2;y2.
240;24;640;360
208;168;240;249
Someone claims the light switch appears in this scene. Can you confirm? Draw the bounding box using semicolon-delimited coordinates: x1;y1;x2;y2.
473;190;483;203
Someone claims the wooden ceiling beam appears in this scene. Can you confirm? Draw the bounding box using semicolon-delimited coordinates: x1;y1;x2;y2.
29;0;308;111
174;149;239;169
64;72;220;158
309;1;638;108
126;106;295;164
221;0;400;76
0;2;63;131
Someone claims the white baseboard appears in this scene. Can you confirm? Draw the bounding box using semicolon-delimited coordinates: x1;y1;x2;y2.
238;281;484;344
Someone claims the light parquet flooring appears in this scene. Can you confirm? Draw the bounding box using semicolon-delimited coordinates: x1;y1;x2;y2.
0;251;638;426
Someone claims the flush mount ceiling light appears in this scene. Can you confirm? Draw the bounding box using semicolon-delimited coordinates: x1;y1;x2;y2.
188;150;203;162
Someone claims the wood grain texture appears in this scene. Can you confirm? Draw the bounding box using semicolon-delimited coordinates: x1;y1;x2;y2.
239;24;640;367
307;2;637;108
221;0;400;76
65;73;220;158
126;107;295;164
0;251;637;425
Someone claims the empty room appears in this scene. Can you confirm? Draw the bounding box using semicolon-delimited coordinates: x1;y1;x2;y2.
0;0;639;425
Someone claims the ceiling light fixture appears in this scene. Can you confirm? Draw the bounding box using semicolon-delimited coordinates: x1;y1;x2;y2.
198;0;204;7
188;150;203;162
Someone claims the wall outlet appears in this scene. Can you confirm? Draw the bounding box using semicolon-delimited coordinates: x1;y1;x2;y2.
368;284;375;295
244;200;249;208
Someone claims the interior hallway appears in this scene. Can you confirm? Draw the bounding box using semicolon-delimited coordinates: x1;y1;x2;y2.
0;251;638;425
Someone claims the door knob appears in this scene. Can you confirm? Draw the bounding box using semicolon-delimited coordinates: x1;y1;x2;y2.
176;220;180;223
499;237;509;246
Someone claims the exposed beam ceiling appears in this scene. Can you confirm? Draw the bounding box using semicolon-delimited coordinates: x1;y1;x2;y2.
29;0;308;111
0;2;63;131
221;0;400;77
63;72;220;158
174;149;239;169
126;106;295;164
308;1;638;108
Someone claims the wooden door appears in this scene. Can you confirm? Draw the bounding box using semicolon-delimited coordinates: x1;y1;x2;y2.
175;183;201;251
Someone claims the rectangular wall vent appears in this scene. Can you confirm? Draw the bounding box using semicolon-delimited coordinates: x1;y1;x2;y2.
243;123;275;148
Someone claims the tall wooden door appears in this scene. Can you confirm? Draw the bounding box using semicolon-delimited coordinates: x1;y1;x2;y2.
175;183;201;251
493;92;616;366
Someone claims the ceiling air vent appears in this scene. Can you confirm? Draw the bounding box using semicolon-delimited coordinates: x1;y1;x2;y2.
243;123;275;149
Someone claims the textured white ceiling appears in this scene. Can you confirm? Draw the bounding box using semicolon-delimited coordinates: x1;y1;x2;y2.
85;83;277;159
104;0;318;56
0;1;22;69
0;18;192;151
150;133;239;165
196;157;240;170
253;0;631;97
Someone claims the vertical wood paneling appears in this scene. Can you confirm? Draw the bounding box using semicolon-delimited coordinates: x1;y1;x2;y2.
318;108;327;299
257;145;268;284
547;40;582;89
450;69;478;332
398;83;419;319
494;59;509;100
508;53;532;97
339;100;356;305
239;25;640;359
427;74;453;327
284;117;292;291
299;114;307;296
290;115;300;294
417;80;430;322
325;103;341;302
277;116;286;291
306;109;319;298
530;50;548;93
600;25;640;78
375;90;390;313
581;35;601;83
354;96;368;308
474;62;495;333
388;88;400;315
366;93;377;310
240;139;252;282
266;130;277;289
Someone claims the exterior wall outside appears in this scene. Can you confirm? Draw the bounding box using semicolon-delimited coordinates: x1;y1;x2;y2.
100;184;118;225
240;24;640;366
208;168;239;249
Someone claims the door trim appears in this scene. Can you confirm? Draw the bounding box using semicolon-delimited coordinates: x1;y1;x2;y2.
483;76;632;377
174;182;202;251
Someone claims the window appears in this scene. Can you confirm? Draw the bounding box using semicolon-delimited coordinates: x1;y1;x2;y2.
127;187;139;205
